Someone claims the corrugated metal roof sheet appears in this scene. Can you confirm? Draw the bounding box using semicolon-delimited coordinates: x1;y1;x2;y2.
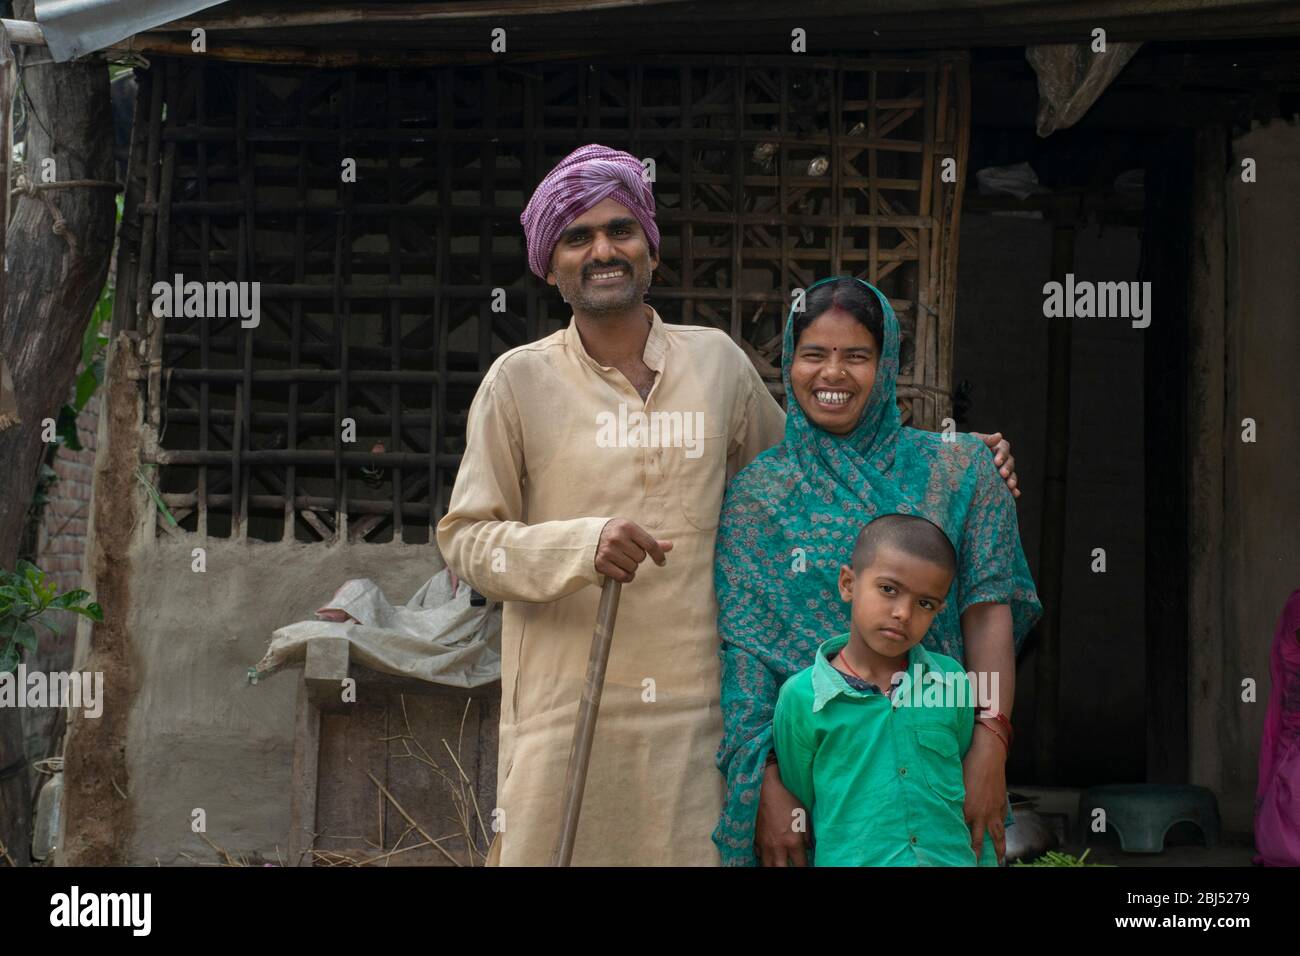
27;0;1300;63
35;0;230;62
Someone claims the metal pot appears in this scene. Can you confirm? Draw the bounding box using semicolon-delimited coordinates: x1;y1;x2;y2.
1004;792;1055;863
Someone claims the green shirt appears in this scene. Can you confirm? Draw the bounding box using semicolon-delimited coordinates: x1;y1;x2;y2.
772;633;998;867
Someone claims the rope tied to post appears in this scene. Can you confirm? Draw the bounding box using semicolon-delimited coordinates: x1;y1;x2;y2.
12;173;123;260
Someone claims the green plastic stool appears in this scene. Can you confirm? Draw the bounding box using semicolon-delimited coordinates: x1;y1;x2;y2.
1078;784;1220;854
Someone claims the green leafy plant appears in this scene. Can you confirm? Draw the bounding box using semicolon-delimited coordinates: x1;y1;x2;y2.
55;196;119;452
25;299;109;522
0;560;103;673
1012;848;1111;867
135;466;178;527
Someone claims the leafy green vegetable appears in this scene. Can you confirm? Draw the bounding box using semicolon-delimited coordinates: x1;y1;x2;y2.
1012;849;1111;867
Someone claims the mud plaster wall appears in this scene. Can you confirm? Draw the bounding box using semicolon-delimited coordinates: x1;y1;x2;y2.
58;334;142;865
1213;119;1300;834
58;332;451;864
122;537;447;865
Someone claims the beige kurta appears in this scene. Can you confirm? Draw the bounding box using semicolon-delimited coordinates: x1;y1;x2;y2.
436;306;785;865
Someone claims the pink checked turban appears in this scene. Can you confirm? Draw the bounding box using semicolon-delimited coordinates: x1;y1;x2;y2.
520;144;660;280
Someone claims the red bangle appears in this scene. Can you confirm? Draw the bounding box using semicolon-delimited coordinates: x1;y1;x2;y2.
995;712;1014;745
975;720;1010;753
978;709;1014;746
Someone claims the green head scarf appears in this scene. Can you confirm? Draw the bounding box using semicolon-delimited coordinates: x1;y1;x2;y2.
712;276;1041;866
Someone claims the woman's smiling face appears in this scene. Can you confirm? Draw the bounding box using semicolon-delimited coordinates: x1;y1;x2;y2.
790;307;880;435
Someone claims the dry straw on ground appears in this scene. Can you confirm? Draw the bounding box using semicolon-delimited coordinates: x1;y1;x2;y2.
305;694;489;867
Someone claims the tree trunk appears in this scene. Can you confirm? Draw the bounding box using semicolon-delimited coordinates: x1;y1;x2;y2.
0;1;116;865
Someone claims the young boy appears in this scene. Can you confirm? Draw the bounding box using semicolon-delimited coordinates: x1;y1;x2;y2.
772;512;1000;866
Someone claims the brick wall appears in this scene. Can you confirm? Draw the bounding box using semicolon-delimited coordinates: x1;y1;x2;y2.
22;390;102;775
34;394;100;593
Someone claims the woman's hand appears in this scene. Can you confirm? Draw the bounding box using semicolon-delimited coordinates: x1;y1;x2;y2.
755;763;811;866
973;432;1019;498
962;726;1008;864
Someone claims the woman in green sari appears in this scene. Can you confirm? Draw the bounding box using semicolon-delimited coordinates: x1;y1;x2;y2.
713;276;1041;866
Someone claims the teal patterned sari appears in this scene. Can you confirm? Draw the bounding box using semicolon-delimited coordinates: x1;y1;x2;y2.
712;277;1042;866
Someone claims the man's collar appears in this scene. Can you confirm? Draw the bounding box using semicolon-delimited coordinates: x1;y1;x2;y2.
810;632;940;713
565;304;667;374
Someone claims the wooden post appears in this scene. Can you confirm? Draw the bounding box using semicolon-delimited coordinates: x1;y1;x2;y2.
1186;124;1227;792
1143;131;1194;783
287;676;322;866
0;2;117;864
304;637;351;711
0;29;16;434
1032;218;1075;786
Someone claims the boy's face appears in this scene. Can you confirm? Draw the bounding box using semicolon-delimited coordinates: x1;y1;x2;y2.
837;544;952;658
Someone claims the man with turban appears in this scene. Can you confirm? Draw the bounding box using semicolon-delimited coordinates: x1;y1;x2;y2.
437;144;1019;866
437;144;786;865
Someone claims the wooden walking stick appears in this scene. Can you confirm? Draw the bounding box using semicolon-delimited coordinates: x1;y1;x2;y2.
550;576;623;866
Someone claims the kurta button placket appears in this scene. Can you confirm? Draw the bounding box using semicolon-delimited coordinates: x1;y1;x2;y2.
646;440;665;527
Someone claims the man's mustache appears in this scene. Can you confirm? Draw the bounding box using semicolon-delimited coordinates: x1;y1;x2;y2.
585;262;632;278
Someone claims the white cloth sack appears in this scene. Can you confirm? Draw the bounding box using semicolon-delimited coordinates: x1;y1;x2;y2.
975;162;1045;201
254;568;501;688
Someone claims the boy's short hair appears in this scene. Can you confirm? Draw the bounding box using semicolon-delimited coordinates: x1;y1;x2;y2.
851;513;957;578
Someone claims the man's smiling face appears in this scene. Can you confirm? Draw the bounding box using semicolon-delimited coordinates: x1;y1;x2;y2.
547;197;658;317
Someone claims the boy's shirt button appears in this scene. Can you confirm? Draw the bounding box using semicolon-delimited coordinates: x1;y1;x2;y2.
910;835;918;844
899;767;907;776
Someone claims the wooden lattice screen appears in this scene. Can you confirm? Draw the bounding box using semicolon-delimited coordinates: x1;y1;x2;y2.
114;54;969;544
